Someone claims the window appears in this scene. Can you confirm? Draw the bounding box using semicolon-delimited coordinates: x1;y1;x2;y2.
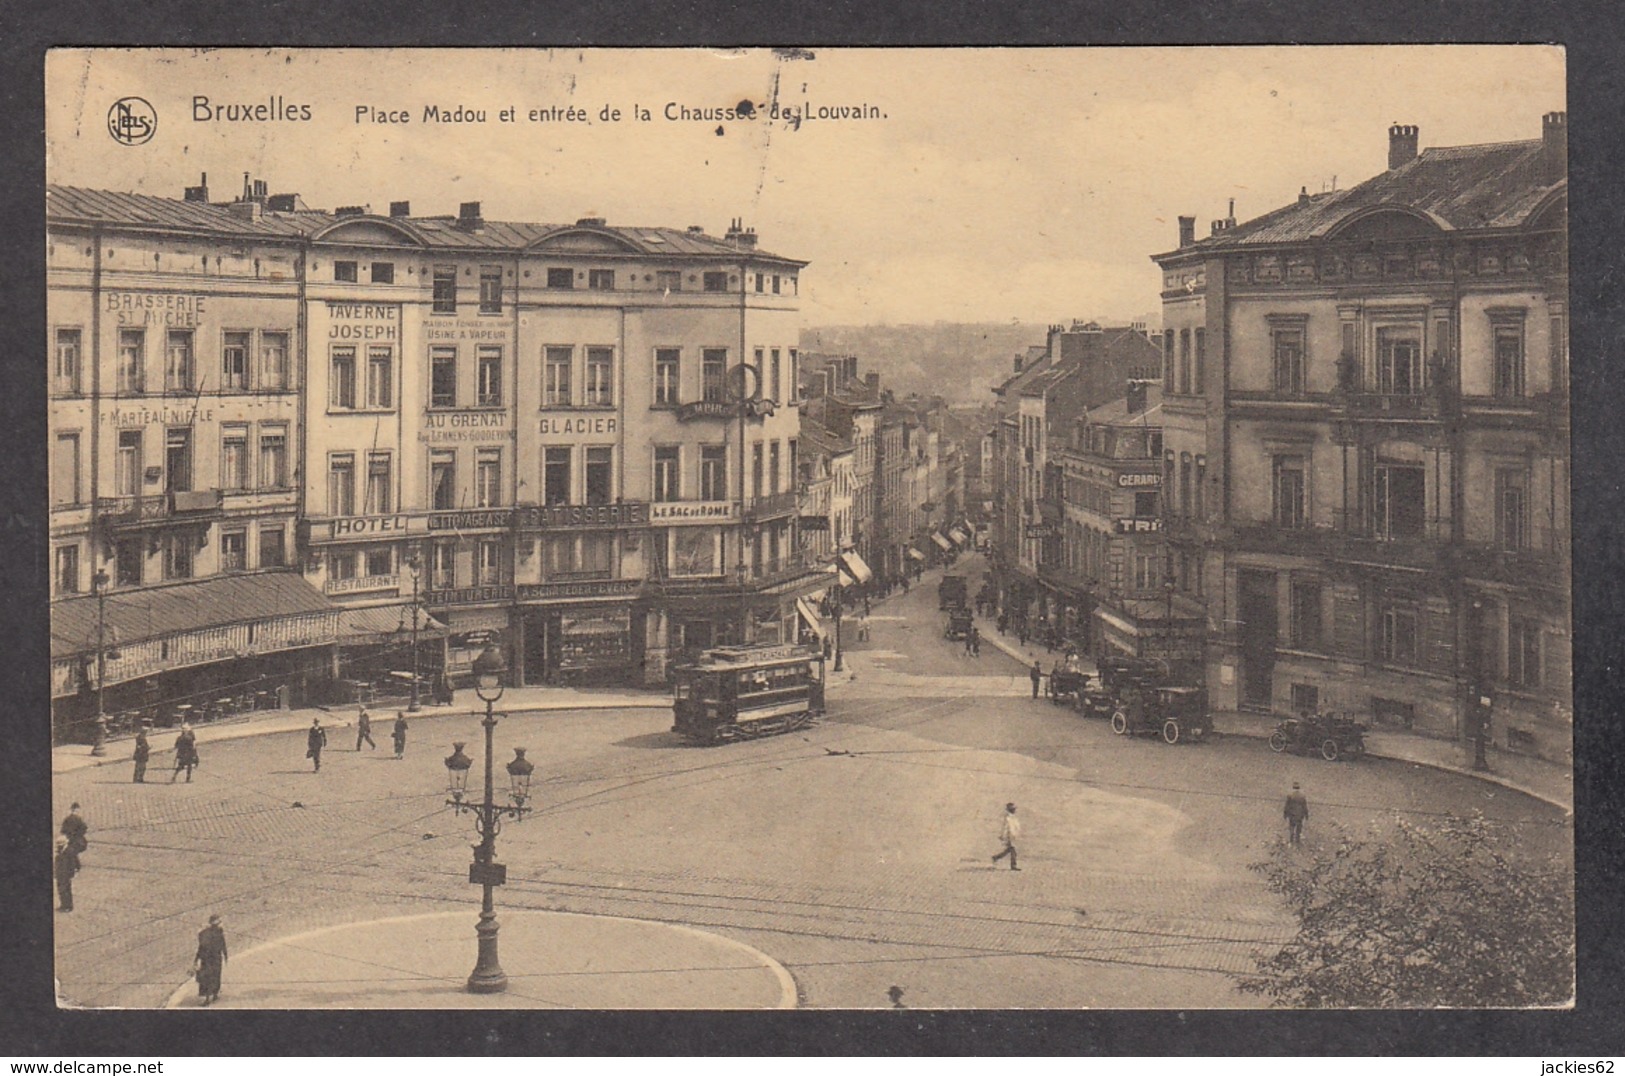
1495;468;1527;551
52;433;80;507
1272;326;1305;395
1133;552;1160;590
766;349;780;402
430;347;457;408
655;348;681;405
476;346;502;407
1508;617;1542;687
1272;455;1306;529
479;266;503;313
584;347;614;406
116;430;142;497
328;550;357;582
366;451;392;513
754;273;765;293
259;525;285;568
366;346;393;408
164;532;194;580
654;446;680;501
543;447;571;505
1549;312;1567;392
221;426;249;490
476;448;502;508
478;540;504;584
702;348;727;402
588;269;615;291
701;445;728;500
1291;580;1323;650
769;441;782;495
1372;463;1425;540
1493;323;1525;398
165;428;192;492
330;346;357;409
1290;683;1320;715
116;538;142;586
165;330;194;392
1193;329;1206;395
1178;330;1190;394
1380;605;1419;666
261;332;289;390
430;542;456;589
543;534;614;579
546;267;574;289
54;545;79;595
328;453;356;516
432;265;458;313
258;426;287;489
360;545;390;578
773;275;782;295
430;449;456;510
1134;490;1158;517
117;329;144;393
216;330;248;391
585;446;613;505
54;329;81;394
703;271;729;292
1377;328;1423;395
544;346;573;406
221;530;247;572
788;348;798;401
334;260;358;282
371;262;394;284
655;270;682;293
1163;331;1175;386
752;443;764;499
671;528;720;577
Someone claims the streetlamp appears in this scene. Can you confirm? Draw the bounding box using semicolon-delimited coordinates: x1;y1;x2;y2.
830;570;845;673
90;568;111;756
405;552;423;712
443;644;530;994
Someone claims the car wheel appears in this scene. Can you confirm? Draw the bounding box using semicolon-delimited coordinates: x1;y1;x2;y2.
1162;720;1181;745
1110;711;1128;735
1321;738;1341;762
1269;731;1289;753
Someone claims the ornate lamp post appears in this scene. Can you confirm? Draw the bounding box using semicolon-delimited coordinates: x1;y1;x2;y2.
405;552;423;712
831;574;845;673
90;568;111;756
443;644;530;994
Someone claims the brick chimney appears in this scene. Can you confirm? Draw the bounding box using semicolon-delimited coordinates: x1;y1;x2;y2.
725;218;758;248
183;172;209;203
1542;111;1567;184
1389;123;1419;170
457;201;484;231
1177;215;1196;248
390;200;411;218
865;372;881;400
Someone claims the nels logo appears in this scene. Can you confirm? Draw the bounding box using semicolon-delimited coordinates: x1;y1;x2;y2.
107;97;156;146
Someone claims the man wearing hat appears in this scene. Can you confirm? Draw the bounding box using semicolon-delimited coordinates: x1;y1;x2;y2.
60;802;88;855
132;725;151;783
1283;782;1310;845
992;802;1022;871
306;717;327;772
54;837;80;912
193;914;228;1005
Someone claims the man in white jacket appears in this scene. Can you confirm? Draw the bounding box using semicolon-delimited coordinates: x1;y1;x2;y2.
991;802;1021;871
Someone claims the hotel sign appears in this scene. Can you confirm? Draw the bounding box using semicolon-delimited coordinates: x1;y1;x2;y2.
519;503;648;529
648;501;737;525
310;514;429;543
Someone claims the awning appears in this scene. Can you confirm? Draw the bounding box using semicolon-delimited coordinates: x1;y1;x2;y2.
950;527;970;546
907;547;927;562
795;597;826;642
931;533;953;551
838;551;873;586
337;603;448;644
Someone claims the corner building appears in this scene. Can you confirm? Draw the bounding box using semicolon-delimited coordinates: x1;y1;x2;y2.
1151;115;1570;762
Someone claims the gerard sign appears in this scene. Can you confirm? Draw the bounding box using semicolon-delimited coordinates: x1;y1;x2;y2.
1117;472;1162;488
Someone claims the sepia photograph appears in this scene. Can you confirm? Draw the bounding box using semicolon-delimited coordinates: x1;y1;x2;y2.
44;46;1574;1012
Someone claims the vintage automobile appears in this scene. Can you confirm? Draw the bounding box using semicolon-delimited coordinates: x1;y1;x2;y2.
1269;712;1367;761
1109;684;1212;744
1046;655;1092;706
938;574;968;611
943;609;975;641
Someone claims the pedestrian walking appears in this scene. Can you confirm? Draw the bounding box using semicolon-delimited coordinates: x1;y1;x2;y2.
863;596;872;618
306;718;327;771
971;626;981;657
60;802;88;855
54;837;79;912
963;629;974;656
392;712;408;759
193;914;228;1005
1030;660;1043;699
132;726;151;783
997;612;1008;635
991;802;1021;871
355;706;376;751
1284;782;1309;845
1018;621;1029;647
171;724;199;783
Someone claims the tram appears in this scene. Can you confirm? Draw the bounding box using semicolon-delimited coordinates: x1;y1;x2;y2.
671;643;827;744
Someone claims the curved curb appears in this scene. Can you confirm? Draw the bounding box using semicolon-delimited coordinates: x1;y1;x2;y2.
163;908;796;1010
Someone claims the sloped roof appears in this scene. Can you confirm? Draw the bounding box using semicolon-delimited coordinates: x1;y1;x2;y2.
1164;138;1562;256
1085;383;1164;427
798;415;852;457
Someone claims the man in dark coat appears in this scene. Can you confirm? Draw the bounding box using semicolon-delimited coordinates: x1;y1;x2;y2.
392;712;408;759
1284;782;1309;845
355;706;376;751
60;803;88;855
132;727;151;783
194;914;227;1005
55;838;79;912
172;725;199;782
1030;661;1043;699
307;719;327;771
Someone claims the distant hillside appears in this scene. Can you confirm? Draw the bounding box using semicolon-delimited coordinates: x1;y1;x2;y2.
799;323;1051;404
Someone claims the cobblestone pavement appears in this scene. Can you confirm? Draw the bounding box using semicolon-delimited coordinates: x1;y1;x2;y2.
53;561;1569;1009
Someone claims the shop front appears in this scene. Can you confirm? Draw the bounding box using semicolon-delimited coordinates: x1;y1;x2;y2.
515;578;643;687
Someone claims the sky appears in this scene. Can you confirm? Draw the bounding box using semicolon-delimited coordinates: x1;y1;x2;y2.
47;47;1565;327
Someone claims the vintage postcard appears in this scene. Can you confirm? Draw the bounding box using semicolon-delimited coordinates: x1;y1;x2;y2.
46;46;1572;1010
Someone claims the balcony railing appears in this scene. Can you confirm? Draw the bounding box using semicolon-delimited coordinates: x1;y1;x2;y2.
1229;520;1448;570
746;488;800;522
95;489;223;524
